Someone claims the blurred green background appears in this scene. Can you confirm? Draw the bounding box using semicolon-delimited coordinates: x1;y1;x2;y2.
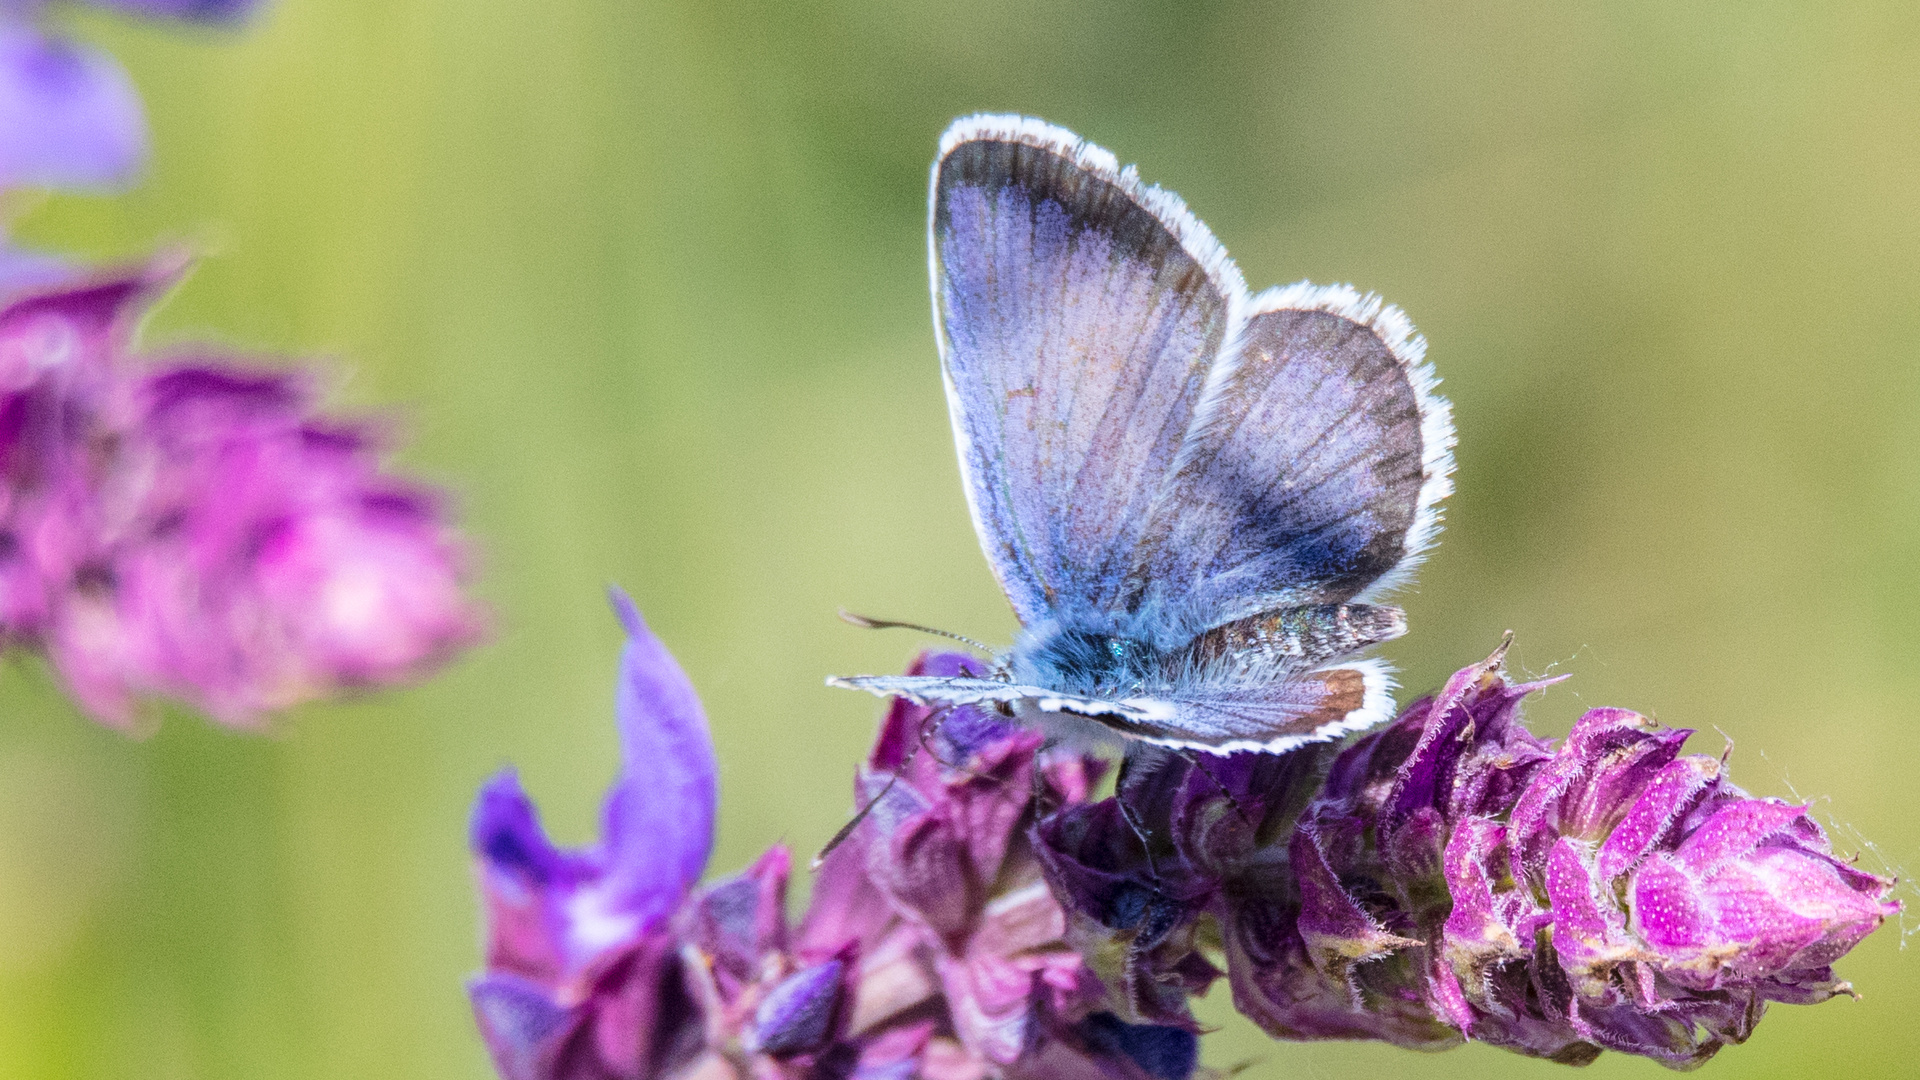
1;0;1916;1077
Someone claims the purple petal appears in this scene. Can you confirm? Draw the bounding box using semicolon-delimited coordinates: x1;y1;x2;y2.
690;845;790;994
1545;838;1639;993
469;771;592;983
937;951;1039;1066
1440;816;1527;982
468;973;575;1080
471;769;570;887
794;820;895;960
1698;855;1835;975
1627;854;1713;959
1382;652;1501;819
1561;726;1691;842
877;808;977;941
1595;755;1719;882
1670;798;1805;877
750;956;847;1057
0;265;156;359
914;652;1018;757
852;1022;932;1080
1381;805;1446;889
600;588;716;925
0;26;145;189
1506;751;1584;885
1290;824;1418;985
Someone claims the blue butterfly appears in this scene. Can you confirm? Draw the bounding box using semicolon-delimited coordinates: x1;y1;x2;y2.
830;115;1454;756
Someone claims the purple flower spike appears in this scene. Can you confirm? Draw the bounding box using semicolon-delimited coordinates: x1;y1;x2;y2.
53;363;483;725
0;264;483;728
1301;645;1896;1066
1036;640;1898;1069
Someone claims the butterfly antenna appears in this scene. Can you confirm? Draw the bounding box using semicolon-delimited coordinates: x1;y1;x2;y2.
812;705;954;869
838;610;994;654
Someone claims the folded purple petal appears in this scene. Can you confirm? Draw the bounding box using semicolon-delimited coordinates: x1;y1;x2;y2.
750;957;846;1057
470;973;580;1080
602;588;716;924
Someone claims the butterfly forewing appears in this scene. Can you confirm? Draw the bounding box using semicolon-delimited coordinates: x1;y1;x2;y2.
931;117;1242;625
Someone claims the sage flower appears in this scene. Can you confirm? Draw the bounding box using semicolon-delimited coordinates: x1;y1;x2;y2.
469;635;1203;1080
0;264;481;727
1036;642;1898;1069
469;591;719;1080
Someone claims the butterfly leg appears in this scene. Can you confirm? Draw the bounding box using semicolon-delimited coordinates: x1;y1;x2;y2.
915;708;1008;786
1113;747;1161;879
812;705;953;869
1174;747;1254;829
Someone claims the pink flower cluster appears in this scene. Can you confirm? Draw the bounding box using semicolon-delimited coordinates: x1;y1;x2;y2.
0;263;481;728
1035;641;1899;1068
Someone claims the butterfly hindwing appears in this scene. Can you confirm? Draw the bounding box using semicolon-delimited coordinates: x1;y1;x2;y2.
827;664;1388;756
931;116;1243;624
1109;660;1397;754
1130;285;1454;623
825;674;1159;723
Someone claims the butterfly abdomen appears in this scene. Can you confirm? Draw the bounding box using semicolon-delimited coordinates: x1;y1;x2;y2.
1188;604;1407;672
1012;602;1403;704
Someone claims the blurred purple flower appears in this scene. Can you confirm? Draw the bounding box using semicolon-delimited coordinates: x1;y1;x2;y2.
0;267;142;640
79;0;260;20
56;366;481;724
469;641;1204;1080
0;263;482;727
0;0;266;282
0;21;143;190
1036;641;1898;1069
